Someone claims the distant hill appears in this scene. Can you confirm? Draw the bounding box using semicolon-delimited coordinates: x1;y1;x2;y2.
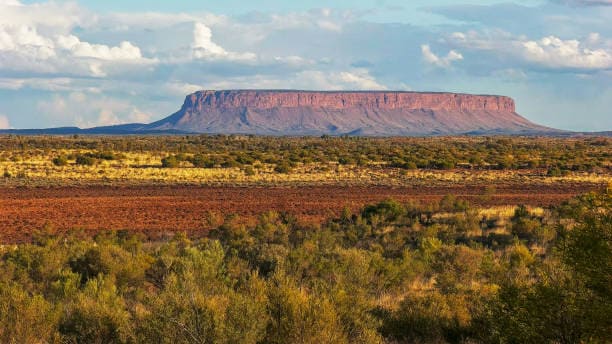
0;125;191;135
0;89;587;136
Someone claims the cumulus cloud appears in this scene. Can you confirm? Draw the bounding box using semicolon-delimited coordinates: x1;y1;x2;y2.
0;0;153;77
0;0;86;30
0;25;53;52
57;35;144;61
0;114;10;129
0;28;154;76
522;35;612;69
421;44;463;68
192;22;256;61
448;31;612;71
0;25;56;62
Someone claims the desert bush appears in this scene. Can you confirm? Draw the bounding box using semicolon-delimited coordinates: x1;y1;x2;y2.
189;153;214;168
0;282;59;343
75;154;96;166
510;205;542;241
274;162;292;174
59;276;133;343
53;155;69;166
161;155;180;168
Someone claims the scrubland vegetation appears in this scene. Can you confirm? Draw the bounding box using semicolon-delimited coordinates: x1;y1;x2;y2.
0;135;610;186
0;135;610;342
0;190;609;343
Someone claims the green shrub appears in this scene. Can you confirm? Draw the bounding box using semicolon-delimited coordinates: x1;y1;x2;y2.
161;155;180;168
189;154;214;168
52;155;68;166
75;154;96;166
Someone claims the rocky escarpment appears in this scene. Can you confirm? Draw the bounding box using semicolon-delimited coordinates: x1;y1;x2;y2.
145;90;553;136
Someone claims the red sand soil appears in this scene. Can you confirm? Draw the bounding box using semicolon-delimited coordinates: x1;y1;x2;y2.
0;183;604;243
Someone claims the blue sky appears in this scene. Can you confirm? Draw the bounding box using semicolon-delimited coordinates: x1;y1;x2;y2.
0;0;610;131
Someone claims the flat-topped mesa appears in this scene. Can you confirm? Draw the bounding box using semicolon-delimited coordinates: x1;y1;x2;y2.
145;89;552;136
183;90;516;113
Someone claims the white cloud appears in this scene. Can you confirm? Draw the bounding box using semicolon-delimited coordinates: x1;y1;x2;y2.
448;31;612;71
192;22;256;61
0;0;153;77
192;23;226;57
0;0;87;30
0;25;56;61
336;70;388;90
57;35;144;61
421;44;463;68
0;28;153;76
521;35;612;69
0;114;10;129
0;25;53;52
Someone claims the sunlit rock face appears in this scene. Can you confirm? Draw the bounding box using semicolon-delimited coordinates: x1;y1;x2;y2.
147;90;553;136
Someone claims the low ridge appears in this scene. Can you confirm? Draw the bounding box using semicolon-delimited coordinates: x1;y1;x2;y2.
144;90;553;136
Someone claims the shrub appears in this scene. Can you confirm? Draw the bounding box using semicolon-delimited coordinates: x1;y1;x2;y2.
95;151;117;160
511;205;541;241
75;154;96;166
362;199;404;223
161;155;180;168
274;163;292;174
0;282;58;342
189;154;214;168
59;277;132;343
69;248;110;284
221;159;240;168
52;155;68;166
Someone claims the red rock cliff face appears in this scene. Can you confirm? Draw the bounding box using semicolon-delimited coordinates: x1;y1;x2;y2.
148;89;549;136
182;90;515;112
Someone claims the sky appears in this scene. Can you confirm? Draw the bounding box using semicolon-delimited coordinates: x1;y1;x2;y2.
0;0;610;131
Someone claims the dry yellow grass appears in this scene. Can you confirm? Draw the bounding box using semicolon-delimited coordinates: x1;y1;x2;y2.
1;149;610;187
477;205;545;218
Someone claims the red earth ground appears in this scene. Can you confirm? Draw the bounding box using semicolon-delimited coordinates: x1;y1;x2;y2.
0;183;605;243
